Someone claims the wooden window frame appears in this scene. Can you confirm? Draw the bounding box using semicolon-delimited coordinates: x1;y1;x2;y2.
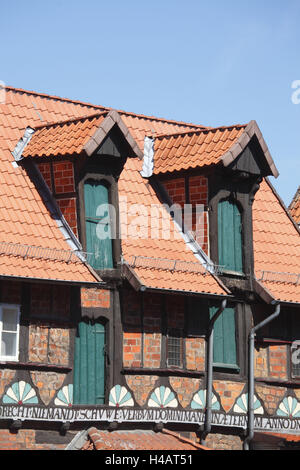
290;342;300;379
0;304;21;362
166;328;184;369
78;173;121;271
210;304;240;373
217;197;244;275
208;171;256;281
73;316;108;405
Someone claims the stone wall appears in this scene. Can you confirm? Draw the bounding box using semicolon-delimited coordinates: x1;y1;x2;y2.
206;433;243;451
254;344;289;381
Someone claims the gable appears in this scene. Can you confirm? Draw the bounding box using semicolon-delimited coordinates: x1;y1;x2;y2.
222;120;279;178
95;124;138;159
228;135;272;177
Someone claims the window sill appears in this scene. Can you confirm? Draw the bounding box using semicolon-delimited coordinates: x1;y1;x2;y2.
122;367;205;378
256;338;293;345
0;357;19;364
255;377;300;387
0;361;72;373
213;363;240;373
95;268;121;281
219;270;245;278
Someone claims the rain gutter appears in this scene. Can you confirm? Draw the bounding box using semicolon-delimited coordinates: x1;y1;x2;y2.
243;302;281;451
200;298;227;446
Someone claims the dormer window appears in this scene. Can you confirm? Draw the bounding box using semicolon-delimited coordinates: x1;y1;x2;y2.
218;198;243;273
84;179;114;270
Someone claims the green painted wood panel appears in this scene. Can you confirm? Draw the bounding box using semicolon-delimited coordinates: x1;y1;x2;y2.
73;320;106;405
84;179;113;269
210;306;237;367
218;199;243;273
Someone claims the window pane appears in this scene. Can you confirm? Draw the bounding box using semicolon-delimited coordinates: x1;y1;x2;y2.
2;308;18;332
291;344;300;377
292;361;300;378
167;330;182;367
1;332;17;357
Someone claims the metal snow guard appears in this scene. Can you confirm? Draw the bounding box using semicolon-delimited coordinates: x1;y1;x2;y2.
127;255;223;275
0;241;90;264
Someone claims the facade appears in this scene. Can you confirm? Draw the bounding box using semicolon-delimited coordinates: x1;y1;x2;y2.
0;87;299;450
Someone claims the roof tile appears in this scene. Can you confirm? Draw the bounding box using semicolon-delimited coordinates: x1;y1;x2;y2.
21;112;108;159
119;158;227;296
153;125;246;174
253;179;300;303
2;86;299;302
85;427;210;451
0;89;100;284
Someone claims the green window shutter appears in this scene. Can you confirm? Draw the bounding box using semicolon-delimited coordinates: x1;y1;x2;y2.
73;320;106;405
209;306;237;368
218;199;243;273
84;180;113;269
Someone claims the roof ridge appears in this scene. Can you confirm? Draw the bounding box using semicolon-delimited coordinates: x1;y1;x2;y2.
6;85;207;130
117;108;207;128
153;123;248;140
5;85;107;111
32;110;108;130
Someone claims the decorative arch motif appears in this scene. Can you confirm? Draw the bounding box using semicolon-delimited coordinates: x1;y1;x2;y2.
276;396;300;418
233;393;264;415
190;390;221;411
54;384;73;407
2;381;38;405
148;386;178;409
109;385;134;408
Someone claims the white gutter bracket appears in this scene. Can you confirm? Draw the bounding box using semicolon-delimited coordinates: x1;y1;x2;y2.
12;126;35;162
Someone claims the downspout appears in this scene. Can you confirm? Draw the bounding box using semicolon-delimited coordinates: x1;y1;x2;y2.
201;299;227;446
243;302;281;451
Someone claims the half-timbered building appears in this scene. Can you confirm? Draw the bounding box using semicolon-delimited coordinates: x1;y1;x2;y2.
0;86;299;450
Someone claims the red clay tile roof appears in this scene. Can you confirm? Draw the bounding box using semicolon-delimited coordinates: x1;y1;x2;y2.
0;87;215;290
22;112;108;158
84;427;210;450
253;179;300;304
153;125;247;174
152;120;279;178
0;88;101;284
119;158;228;296
120;113;205;150
1;86;298;302
289;186;300;225
20;109;144;160
5;86;206;146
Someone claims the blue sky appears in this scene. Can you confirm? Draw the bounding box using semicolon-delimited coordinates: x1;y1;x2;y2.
1;0;300;206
